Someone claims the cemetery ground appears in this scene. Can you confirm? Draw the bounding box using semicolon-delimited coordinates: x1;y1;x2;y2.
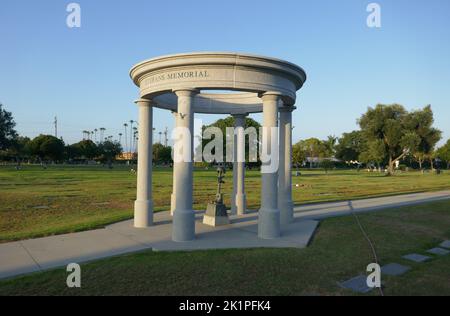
0;165;449;243
0;165;449;295
0;199;449;295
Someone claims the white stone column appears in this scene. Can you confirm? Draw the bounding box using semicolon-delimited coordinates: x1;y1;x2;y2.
172;89;197;242
170;111;178;216
231;132;237;214
278;106;294;226
134;99;154;227
258;92;281;239
232;114;247;215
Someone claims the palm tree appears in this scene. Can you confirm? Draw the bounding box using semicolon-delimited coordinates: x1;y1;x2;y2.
123;123;128;153
132;127;138;152
135;131;139;152
94;128;98;142
118;133;123;147
129;120;134;155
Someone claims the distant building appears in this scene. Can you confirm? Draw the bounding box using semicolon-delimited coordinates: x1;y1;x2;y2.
116;152;136;160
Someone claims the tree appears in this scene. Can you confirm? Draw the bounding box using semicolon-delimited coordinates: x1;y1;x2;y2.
408;105;442;170
335;131;366;163
294;138;328;168
358;139;385;169
358;104;439;175
413;151;427;170
0;136;30;164
69;139;98;160
10;136;31;162
324;135;337;157
436;139;450;169
0;103;18;151
28;135;65;162
152;143;172;165
97;140;122;168
292;142;307;167
200;116;261;164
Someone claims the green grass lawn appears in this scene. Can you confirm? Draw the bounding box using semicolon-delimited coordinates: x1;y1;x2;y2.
0;165;449;242
1;199;449;296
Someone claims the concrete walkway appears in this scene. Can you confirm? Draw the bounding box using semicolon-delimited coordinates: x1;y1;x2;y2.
1;190;449;280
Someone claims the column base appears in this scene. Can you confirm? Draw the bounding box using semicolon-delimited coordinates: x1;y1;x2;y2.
230;194;237;215
170;193;176;216
258;207;281;239
280;199;294;226
235;193;247;215
134;200;153;228
172;209;195;242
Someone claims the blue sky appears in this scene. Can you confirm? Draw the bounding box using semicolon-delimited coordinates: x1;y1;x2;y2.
1;0;449;146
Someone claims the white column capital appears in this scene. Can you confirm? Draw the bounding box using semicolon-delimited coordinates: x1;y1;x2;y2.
260;91;283;102
173;89;200;97
134;98;153;106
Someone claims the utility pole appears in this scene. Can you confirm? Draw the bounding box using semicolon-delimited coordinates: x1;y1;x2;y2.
54;116;58;138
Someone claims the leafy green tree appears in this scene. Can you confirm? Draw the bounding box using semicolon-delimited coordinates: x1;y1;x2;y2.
358;104;439;175
294;138;328;168
292;142;306;167
153;143;172;164
28;135;65;162
0;136;30;164
413;151;427;170
200;116;261;163
324;135;337;157
358;139;385;168
69;140;98;160
0;103;18;151
408;105;442;170
97;140;122;168
10;136;31;162
335;131;366;162
436;139;450;169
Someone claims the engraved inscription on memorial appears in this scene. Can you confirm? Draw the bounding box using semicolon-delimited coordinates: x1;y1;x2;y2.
143;70;210;87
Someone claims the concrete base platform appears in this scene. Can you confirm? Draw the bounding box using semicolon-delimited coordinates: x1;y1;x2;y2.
106;210;318;252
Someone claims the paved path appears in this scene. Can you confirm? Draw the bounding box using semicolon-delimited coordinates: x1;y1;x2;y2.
1;190;449;280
